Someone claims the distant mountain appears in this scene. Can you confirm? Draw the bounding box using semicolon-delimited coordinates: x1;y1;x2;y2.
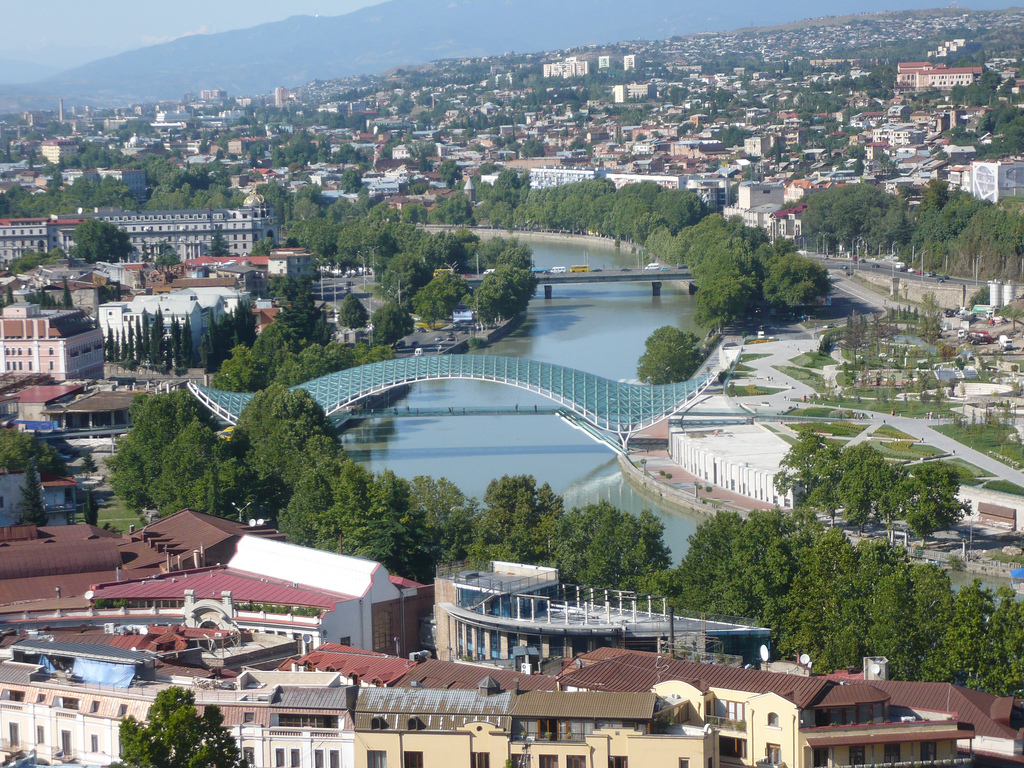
0;58;64;87
0;0;1012;109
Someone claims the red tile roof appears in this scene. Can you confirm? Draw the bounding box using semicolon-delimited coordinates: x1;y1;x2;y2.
14;385;84;403
283;648;420;684
394;658;558;692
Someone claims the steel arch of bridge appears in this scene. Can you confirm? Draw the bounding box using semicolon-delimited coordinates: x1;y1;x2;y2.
188;354;718;448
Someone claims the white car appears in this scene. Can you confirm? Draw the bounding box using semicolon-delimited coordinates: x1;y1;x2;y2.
644;262;661;270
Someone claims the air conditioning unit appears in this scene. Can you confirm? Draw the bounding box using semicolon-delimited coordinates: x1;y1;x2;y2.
520;663;533;675
104;623;117;634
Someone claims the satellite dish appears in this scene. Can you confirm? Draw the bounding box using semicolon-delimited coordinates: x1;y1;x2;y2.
800;653;811;666
248;519;257;527
257;519;265;526
303;634;313;644
759;644;769;663
870;663;881;675
84;590;94;600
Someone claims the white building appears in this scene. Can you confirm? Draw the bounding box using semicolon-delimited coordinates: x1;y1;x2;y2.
612;83;654;102
0;469;78;527
970;161;1024;203
528;166;598;189
98;287;248;354
543;57;589;79
267;248;315;278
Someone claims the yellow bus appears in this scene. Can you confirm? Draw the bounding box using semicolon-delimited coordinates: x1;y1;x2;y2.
433;268;455;277
569;264;590;273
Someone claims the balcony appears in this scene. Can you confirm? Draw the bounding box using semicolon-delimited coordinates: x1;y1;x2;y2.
708;716;747;732
831;759;972;768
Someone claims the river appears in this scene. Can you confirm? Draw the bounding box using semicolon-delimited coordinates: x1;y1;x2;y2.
344;237;707;560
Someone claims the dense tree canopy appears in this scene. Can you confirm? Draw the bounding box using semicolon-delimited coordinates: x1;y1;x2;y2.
73;218;133;263
636;326;706;384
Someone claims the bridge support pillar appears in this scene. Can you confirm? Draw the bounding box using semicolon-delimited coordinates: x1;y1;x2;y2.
651;281;662;297
544;284;553;299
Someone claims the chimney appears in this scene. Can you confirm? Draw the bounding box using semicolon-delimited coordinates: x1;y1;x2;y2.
55;586;61;598
129;524;135;534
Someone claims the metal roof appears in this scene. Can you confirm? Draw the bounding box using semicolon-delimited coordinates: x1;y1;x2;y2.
356;687;515;717
511;691;657;721
277;686;356;711
0;661;38;685
190;354;717;437
815;684;891;708
12;639;151;665
804;726;972;748
394;659;558;693
92;567;345;609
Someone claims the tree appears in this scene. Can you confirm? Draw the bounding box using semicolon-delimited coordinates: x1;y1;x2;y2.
776;429;844;523
208;226;229;257
919;292;943;343
339;293;369;329
18;457;46;526
119;687;243;768
72;218;133;263
761;251;831;308
370;301;414;346
83;489;99;526
413;272;469;329
636;326;705;385
80;451;98;475
61;279;73;308
438;159;460;188
0;428;66;475
471;475;564;564
902;462;966;540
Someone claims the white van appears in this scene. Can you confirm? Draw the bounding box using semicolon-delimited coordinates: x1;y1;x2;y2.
550;266;567;274
645;262;661;270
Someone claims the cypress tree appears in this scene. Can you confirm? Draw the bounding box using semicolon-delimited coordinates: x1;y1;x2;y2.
83;489;98;526
62;279;73;308
125;322;135;364
18;458;46;527
183;316;194;367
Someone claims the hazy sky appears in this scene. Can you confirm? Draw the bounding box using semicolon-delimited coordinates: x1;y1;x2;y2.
0;1;383;68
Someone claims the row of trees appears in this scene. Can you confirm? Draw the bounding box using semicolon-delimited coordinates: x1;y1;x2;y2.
647;215;831;328
776;429;966;538
803;178;1024;281
663;509;1024;696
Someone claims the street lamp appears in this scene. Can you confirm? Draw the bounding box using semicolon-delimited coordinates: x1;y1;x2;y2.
231;501;253;522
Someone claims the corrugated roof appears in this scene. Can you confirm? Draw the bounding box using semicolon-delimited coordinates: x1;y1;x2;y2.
558;650;830;707
0;537;122;580
13;638;151;664
815;684;891;708
394;659;558;693
867;680;1021;741
92;567;346;609
0;661;38;685
356;687;515;716
277;686;355;711
512;691;657;721
282;649;417;685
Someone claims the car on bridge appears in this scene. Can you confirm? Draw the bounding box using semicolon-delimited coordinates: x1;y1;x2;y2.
644;262;661;270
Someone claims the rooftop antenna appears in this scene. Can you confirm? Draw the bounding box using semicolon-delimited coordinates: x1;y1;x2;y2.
759;644;769;664
800;653;811;667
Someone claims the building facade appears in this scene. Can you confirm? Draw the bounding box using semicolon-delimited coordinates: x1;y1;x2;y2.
0;303;104;380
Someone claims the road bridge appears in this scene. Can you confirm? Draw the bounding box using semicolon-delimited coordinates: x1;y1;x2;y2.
465;267;693;298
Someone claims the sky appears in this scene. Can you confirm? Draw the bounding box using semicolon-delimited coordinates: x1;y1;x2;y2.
0;0;383;69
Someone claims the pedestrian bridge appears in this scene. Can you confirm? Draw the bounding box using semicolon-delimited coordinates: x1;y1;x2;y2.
189;354;724;450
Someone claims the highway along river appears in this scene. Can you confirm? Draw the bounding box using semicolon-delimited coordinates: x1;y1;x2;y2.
344;237;707;559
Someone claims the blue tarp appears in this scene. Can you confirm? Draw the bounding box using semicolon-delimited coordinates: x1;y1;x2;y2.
1010;568;1024;579
72;657;135;688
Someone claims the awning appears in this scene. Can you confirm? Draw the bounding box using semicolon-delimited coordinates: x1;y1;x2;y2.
1010;568;1024;579
805;728;973;748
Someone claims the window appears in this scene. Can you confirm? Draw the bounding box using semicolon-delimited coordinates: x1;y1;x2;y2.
813;749;829;768
330;752;340;768
279;714;337;729
37;726;44;745
367;752;387;768
91;735;99;754
472;753;491;768
3;689;24;703
60;730;72;756
884;744;901;763
609;759;628;768
275;749;285;767
848;746;865;766
407;717;425;731
403;753;424;768
921;742;936;762
766;744;781;765
8;722;19;747
767;712;779;727
567;760;586;768
90;701;100;713
539;757;557;768
725;701;745;722
371;717;388;730
244;712;255;723
314;751;323;768
719;737;746;759
679;761;689;768
291;749;301;767
373;611;393;652
242;747;255;766
118;705;127;717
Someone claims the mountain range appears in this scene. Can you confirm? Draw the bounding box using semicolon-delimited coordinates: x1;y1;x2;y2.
0;0;1011;110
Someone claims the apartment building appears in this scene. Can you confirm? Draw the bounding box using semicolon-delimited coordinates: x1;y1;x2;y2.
0;302;104;380
267;248;316;278
970;160;1024;203
897;62;983;91
62;168;148;200
0;218;50;261
543;57;590;79
40;139;79;164
0;470;78;527
612;83;655;103
870;124;926;147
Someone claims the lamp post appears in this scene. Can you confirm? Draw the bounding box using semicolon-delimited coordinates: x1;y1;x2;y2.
231;501;253;522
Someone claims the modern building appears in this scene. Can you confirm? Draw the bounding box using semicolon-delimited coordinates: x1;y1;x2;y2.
970;161;1024;203
62;169;147;201
612;83;654;102
543;57;590;79
0;302;104;380
434;561;771;665
623;54;637;71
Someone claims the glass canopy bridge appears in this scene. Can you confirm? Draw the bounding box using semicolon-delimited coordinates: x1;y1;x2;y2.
189;354;722;452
